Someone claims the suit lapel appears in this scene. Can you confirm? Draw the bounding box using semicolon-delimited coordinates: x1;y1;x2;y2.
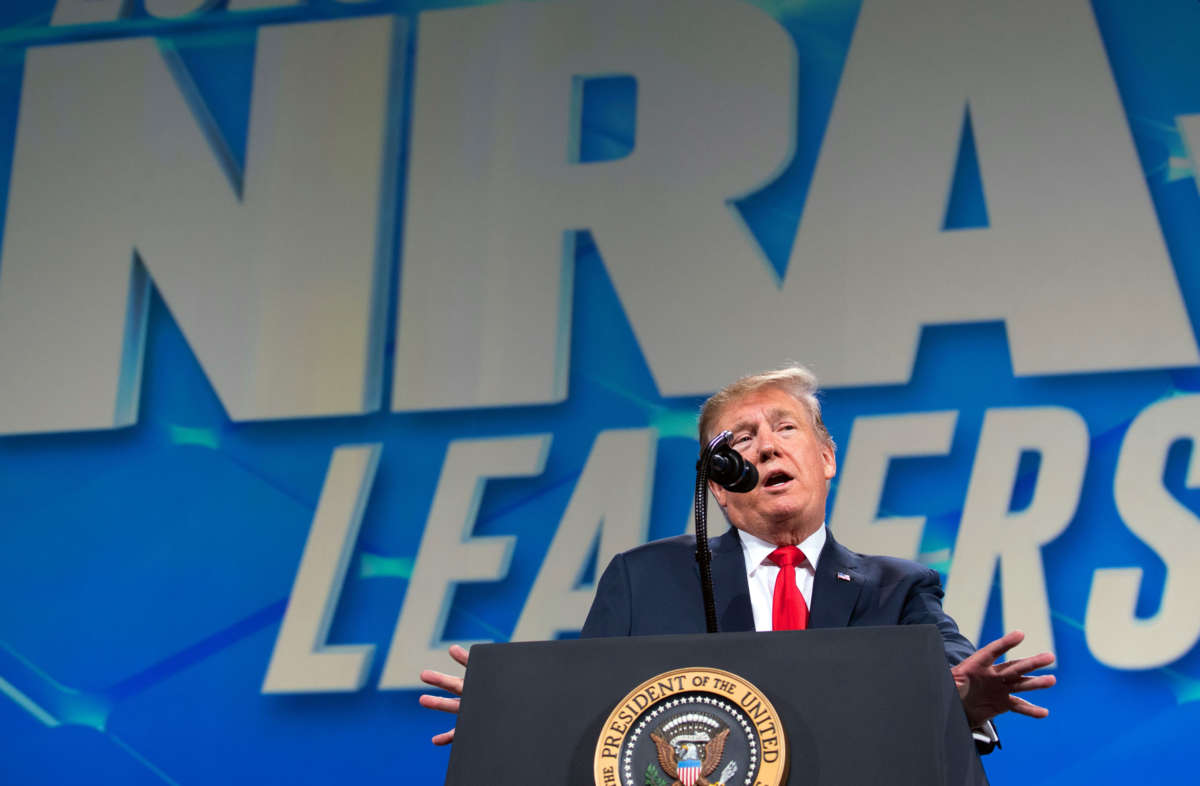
809;530;863;629
708;528;755;632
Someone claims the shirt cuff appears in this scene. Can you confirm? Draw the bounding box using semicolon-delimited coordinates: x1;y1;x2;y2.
972;720;1000;754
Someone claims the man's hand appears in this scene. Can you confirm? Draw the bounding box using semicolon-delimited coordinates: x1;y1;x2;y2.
418;644;470;745
952;630;1056;728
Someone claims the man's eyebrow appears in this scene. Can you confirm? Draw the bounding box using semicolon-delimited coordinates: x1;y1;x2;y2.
727;417;757;434
727;408;798;433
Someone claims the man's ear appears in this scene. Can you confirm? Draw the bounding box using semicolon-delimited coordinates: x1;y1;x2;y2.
822;442;837;481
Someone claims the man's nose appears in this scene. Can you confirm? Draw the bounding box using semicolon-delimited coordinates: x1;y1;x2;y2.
758;435;777;461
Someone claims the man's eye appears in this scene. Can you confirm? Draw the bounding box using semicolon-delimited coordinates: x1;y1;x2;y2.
734;435;751;445
779;423;796;432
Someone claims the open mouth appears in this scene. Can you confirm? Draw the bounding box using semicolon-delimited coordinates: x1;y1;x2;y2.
762;470;793;488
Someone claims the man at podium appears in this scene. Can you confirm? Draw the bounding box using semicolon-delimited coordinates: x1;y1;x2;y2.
420;366;1055;750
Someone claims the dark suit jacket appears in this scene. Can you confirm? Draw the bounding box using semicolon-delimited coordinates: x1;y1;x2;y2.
580;526;975;666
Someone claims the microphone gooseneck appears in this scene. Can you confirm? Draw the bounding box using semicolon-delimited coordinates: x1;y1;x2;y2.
694;430;758;634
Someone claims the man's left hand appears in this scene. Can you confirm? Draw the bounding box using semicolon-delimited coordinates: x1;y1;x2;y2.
952;630;1056;728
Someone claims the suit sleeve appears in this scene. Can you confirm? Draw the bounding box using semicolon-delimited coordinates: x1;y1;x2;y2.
899;566;976;666
580;553;632;638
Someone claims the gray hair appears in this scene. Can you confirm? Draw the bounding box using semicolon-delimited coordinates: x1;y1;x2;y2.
697;364;834;450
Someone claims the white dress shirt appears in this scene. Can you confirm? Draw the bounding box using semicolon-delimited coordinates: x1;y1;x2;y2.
739;525;826;632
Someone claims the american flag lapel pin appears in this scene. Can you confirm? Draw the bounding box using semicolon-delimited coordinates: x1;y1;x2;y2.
837;571;852;582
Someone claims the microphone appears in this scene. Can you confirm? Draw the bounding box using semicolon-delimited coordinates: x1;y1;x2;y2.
706;432;758;493
694;430;759;634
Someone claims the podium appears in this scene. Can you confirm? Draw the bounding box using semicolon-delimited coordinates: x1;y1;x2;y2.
444;625;988;786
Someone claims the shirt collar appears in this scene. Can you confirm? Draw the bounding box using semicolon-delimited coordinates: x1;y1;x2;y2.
739;524;826;577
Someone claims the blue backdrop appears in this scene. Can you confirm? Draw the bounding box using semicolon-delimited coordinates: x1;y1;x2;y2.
1;1;1199;784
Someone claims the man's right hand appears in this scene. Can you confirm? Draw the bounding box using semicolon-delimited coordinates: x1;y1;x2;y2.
418;644;470;745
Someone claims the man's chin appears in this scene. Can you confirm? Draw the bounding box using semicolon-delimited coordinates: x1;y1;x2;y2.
734;508;815;542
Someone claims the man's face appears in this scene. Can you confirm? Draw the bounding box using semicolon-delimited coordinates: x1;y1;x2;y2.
708;386;837;546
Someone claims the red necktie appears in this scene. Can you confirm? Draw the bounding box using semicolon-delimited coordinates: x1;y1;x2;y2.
768;546;809;630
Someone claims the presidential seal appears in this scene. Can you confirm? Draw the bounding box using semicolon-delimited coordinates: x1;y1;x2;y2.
594;667;787;786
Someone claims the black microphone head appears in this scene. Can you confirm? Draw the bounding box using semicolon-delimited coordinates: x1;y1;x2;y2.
708;446;758;493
